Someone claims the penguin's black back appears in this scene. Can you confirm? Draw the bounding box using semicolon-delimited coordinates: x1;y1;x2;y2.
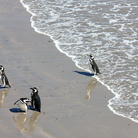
32;93;41;112
92;60;99;72
90;59;101;74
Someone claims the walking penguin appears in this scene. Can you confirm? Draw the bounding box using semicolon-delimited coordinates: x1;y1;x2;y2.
0;65;11;88
30;87;41;112
14;98;30;113
89;55;101;75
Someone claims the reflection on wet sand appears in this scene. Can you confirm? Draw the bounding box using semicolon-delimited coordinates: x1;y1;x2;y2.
13;111;40;133
86;78;97;99
0;89;9;107
28;112;41;132
13;113;27;132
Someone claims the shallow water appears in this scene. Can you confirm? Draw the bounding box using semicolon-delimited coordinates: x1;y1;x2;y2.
20;0;138;122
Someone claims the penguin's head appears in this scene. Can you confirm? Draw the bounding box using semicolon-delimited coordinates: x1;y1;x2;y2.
30;87;38;96
14;98;30;105
0;65;4;72
90;55;94;60
20;98;30;104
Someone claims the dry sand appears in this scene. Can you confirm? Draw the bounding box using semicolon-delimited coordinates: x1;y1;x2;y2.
0;0;138;138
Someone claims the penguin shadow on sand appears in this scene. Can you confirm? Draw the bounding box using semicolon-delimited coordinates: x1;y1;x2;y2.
74;71;94;77
0;85;10;89
13;111;41;133
85;78;97;100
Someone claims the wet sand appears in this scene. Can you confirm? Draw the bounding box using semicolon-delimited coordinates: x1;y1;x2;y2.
0;0;138;137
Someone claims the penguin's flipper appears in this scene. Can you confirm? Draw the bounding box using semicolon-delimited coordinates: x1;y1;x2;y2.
31;98;34;107
14;100;19;105
4;75;11;87
91;64;95;72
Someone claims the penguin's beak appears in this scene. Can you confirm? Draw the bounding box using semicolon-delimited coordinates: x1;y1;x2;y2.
30;88;34;90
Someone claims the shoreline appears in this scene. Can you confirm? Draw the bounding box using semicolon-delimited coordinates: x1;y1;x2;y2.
20;0;138;124
0;0;138;137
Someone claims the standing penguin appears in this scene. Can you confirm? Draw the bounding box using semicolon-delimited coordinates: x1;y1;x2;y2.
89;55;101;75
0;65;11;88
30;87;41;112
14;98;30;113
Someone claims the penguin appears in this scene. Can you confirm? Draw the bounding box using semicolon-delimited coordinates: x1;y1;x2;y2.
0;65;11;88
89;55;101;75
30;87;41;112
14;98;30;113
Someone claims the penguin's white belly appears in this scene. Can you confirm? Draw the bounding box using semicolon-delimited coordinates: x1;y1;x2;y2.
18;103;27;112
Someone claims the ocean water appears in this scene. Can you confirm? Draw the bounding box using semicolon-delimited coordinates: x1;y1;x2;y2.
20;0;138;122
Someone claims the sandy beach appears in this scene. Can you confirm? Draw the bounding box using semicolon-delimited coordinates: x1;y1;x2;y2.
0;0;138;138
